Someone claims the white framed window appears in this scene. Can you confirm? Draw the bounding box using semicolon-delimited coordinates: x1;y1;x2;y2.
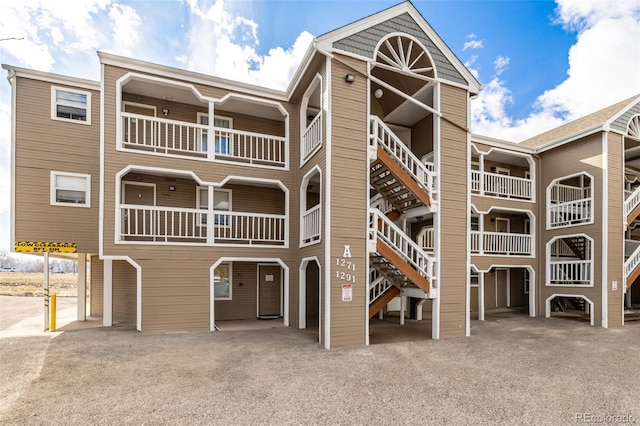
300;74;323;166
50;171;91;207
197;113;233;154
546;172;594;229
51;86;91;125
213;262;232;300
197;187;232;226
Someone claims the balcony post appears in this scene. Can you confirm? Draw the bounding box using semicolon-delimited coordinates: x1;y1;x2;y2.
479;213;484;255
207;102;215;160
207;185;214;244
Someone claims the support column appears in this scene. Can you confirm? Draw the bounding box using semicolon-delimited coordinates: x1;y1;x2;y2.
43;252;49;331
103;259;113;327
400;295;406;325
77;253;86;321
479;272;485;321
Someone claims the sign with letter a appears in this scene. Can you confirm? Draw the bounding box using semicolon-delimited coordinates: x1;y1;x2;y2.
343;245;351;258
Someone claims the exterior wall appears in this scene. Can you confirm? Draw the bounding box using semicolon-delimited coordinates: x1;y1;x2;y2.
607;132;624;327
438;83;469;338
328;54;368;348
90;256;103;316
13;77;100;253
215;262;260;321
537;133;604;324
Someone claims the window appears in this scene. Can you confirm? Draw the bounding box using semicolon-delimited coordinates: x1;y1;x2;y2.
51;86;91;124
197;187;231;226
470;216;480;231
50;172;91;207
197;113;233;154
213;262;232;300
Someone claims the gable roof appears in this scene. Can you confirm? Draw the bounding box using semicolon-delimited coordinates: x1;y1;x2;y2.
313;1;481;94
520;95;640;150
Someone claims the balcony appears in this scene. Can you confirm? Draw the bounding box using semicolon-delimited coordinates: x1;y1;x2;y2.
547;176;593;228
121;113;286;168
471;170;533;200
470;231;533;256
301;204;321;244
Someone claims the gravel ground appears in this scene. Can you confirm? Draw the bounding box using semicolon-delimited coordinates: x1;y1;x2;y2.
1;297;639;425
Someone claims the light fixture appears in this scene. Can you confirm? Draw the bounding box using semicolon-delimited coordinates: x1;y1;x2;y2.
344;74;356;83
374;88;384;99
162;108;170;116
168;185;176;191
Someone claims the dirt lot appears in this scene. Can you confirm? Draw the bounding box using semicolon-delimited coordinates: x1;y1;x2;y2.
0;272;78;297
1;297;639;425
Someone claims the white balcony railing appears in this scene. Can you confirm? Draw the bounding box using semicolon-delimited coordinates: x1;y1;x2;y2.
551;183;588;203
625;241;640;283
549;198;592;227
471;170;533;200
417;227;434;252
625;186;640;218
549;260;592;285
470;231;533;256
120;205;286;245
121;112;286;168
301;204;321;244
302;113;322;163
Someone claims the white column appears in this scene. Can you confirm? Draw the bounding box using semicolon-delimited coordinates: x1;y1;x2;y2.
479;272;485;321
400;295;406;325
378;308;384;320
506;270;511;308
43;252;49;331
103;259;113;327
77;253;86;321
207;185;214;244
416;299;426;321
626;286;632;308
207;102;215;160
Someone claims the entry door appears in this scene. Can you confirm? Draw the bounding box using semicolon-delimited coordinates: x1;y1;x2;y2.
123;183;155;239
495;218;510;233
258;264;282;317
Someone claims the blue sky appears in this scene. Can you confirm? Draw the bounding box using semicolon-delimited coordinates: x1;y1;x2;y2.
0;0;639;252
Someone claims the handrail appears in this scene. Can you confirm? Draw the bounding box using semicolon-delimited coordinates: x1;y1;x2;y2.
301;204;321;243
471;170;533;200
369;208;434;282
469;231;533;255
302;112;322;162
624;243;640;280
624;185;640;217
369;116;434;195
417;226;434;251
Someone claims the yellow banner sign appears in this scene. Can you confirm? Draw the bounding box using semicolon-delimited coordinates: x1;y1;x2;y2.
15;241;77;253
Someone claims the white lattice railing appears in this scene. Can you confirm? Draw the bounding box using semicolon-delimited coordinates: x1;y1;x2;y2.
369;208;434;283
302;113;322;163
470;231;533;255
549;260;592;285
551;183;588;203
301;204;321;244
471;170;532;200
624;186;640;218
369;267;394;305
370;194;394;215
369;116;435;197
625;241;640;282
120;205;286;245
120;205;207;242
549;198;592;227
121;113;286;168
417;227;434;252
212;211;286;245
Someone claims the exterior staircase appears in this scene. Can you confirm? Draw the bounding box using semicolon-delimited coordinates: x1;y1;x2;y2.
625;241;640;289
367;117;438;319
562;236;586;260
625;186;640;227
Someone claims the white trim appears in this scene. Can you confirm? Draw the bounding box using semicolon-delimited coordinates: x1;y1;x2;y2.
50;85;91;125
372;32;438;80
602;132;608;328
546;171;595;230
8;70;16;251
323;55;332;349
432;81;441;340
545;233;594;288
366;65;371;345
2;64;99;90
103;258;112;327
77;253;86;321
99;63;105;257
474;264;536;318
545;293;594;326
50;171;91;208
466;94;471;336
299;165;322;247
99;255;143;331
300;73;323;167
298;256;321;333
209;258;290;330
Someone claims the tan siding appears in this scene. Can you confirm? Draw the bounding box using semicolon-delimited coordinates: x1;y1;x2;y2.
607;132;623;326
328;54;368;348
438;84;469;338
90;256;103;316
215;262;258;320
14;77;100;253
537;133;603;323
113;260;137;325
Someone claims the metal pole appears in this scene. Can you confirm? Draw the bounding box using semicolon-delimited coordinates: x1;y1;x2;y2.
43;252;49;331
50;293;57;332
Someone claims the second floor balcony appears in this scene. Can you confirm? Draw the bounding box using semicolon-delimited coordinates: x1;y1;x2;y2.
470;210;534;256
471;145;534;201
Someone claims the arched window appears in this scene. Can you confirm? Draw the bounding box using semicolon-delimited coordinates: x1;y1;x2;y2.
547;172;594;228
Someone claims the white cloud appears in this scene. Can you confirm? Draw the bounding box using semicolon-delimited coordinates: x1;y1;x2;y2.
184;0;312;90
471;0;640;141
463;39;483;51
493;56;509;76
107;3;142;56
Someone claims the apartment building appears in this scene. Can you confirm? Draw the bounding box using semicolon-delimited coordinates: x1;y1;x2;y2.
4;2;640;348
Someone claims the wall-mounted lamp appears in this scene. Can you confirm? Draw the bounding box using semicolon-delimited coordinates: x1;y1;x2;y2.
374;88;384;99
162;108;170;116
344;74;356;83
168;185;176;192
490;218;495;223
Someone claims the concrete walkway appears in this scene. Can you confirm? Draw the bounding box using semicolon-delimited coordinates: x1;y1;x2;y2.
1;298;639;424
